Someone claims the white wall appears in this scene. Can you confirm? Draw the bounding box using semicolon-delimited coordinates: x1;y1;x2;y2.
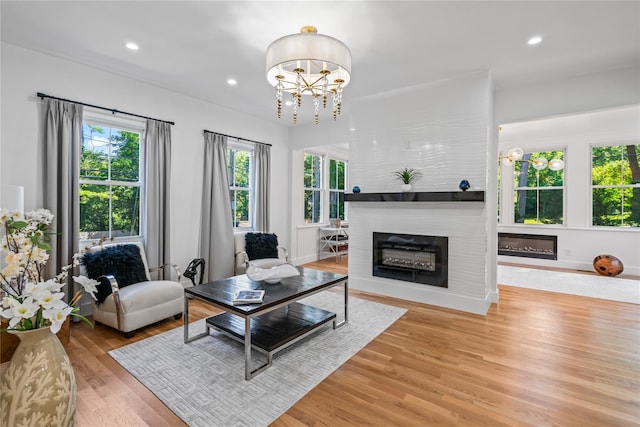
288;144;349;265
498;106;640;276
495;67;640;125
285;66;640;311
5;41;636;314
347;71;497;315
0;43;291;274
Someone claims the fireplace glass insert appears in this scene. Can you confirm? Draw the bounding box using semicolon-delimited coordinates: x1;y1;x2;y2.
372;232;448;288
498;233;557;260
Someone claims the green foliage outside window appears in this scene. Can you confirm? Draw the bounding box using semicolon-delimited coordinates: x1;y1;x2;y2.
329;159;346;220
592;144;640;227
228;148;251;228
79;124;141;239
304;153;322;223
513;150;564;224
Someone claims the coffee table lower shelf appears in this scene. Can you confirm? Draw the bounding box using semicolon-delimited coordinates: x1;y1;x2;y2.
205;302;336;353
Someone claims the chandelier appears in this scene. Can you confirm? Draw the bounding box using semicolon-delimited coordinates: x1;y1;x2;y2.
499;147;565;171
266;26;351;125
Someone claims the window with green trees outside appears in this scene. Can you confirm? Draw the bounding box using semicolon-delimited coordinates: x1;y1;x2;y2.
304;153;323;224
329;158;347;221
79;123;142;240
514;150;564;224
228;147;251;228
592;144;640;227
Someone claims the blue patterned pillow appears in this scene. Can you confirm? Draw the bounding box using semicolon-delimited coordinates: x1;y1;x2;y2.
81;244;148;304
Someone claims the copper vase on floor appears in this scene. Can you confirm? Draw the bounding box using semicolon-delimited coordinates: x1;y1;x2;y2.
1;327;76;426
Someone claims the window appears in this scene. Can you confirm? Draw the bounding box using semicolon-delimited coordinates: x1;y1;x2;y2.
513;150;564;224
328;158;347;220
80;120;143;240
303;153;323;224
592;144;640;227
227;146;252;228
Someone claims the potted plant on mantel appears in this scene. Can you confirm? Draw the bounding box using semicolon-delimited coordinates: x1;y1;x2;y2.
394;167;422;192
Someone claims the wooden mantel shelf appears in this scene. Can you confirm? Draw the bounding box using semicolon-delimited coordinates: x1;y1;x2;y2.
344;191;485;202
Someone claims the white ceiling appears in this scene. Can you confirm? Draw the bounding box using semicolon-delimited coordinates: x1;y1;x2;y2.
2;1;638;126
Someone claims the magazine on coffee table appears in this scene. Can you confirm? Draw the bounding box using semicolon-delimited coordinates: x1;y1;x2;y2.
232;289;265;304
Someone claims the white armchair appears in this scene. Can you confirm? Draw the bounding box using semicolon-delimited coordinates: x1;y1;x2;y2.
234;231;288;275
81;242;184;338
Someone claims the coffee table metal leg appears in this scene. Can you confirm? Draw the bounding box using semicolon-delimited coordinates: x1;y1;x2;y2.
244;317;251;380
183;295;209;344
245;316;272;380
334;279;349;329
183;295;188;343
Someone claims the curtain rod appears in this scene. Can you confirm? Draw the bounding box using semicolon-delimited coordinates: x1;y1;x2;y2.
37;92;175;126
203;129;272;147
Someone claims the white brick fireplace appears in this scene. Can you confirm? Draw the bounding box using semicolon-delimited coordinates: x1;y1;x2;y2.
346;71;498;315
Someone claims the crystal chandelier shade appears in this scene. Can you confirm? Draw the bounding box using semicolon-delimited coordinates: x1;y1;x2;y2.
499;147;564;171
266;26;352;124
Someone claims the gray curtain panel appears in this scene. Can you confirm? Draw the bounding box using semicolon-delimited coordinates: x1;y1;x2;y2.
145;120;172;280
199;132;234;281
253;143;270;232
41;99;83;299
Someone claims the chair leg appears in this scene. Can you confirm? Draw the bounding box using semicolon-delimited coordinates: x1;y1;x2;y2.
173;313;183;320
124;331;136;338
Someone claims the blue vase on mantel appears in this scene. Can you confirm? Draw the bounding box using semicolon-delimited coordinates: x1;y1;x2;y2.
459;180;470;191
352;186;361;194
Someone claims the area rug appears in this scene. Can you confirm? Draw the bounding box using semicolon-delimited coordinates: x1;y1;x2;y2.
109;292;406;427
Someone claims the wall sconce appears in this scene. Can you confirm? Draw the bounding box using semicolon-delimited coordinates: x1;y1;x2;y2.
499;147;564;171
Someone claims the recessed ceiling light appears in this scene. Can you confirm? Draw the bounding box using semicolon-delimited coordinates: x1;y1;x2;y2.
527;36;542;45
227;78;237;86
125;42;139;50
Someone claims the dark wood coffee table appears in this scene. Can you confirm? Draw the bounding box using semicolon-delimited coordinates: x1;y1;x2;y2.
183;267;348;380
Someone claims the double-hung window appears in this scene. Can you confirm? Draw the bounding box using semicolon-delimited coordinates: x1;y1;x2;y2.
79;115;144;240
303;153;323;224
227;145;252;228
328;158;347;220
513;150;564;225
592;144;640;227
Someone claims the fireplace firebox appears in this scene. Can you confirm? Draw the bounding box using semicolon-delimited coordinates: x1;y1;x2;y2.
498;233;557;260
372;232;448;288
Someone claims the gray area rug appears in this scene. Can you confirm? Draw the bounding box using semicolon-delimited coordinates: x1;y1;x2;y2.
109;292;407;427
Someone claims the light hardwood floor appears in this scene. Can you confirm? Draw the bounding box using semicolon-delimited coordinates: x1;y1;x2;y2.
68;257;640;426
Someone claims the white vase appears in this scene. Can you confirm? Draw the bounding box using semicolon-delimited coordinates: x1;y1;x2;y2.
1;327;76;426
247;262;300;284
401;183;412;192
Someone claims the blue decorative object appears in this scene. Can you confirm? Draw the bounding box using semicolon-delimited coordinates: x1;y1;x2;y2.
459;180;470;191
352;186;361;193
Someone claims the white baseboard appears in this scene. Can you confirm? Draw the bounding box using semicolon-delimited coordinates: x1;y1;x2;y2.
291;254;319;266
498;255;639;277
498;265;640;304
349;275;494;315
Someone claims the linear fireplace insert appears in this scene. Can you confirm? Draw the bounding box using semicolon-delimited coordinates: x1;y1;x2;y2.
498;232;557;260
372;232;448;288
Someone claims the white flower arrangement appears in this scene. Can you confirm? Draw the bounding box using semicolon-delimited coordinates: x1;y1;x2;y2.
0;208;99;333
